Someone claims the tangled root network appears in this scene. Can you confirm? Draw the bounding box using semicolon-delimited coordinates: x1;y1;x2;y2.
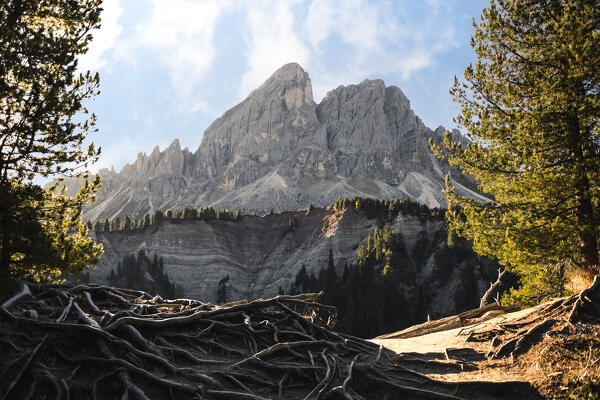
1;282;540;399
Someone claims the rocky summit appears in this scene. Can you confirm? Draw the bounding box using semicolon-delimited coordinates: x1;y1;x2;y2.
76;63;484;221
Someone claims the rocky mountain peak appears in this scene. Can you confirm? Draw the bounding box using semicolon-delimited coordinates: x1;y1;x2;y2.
385;85;410;110
267;62;309;83
167;138;181;150
75;64;483;221
248;62;314;110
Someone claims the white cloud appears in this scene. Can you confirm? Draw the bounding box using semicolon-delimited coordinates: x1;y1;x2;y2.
116;0;230;112
239;0;310;98
306;0;382;57
303;0;460;101
78;0;123;72
133;1;225;89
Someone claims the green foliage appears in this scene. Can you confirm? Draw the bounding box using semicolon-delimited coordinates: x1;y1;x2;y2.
431;0;600;297
291;226;414;337
149;211;161;225
290;259;412;338
91;206;245;233
0;0;102;181
501;263;572;308
0;0;104;281
93;198;444;234
0;178;103;282
334;197;445;221
357;225;408;280
288;222;497;337
107;250;178;298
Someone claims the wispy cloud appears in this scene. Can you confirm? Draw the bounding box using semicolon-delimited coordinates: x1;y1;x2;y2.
306;0;383;57
239;0;310;98
115;0;230;112
302;0;460;100
78;0;123;72
82;0;461;113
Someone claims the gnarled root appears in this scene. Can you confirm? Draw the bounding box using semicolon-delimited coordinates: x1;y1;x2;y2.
0;283;540;399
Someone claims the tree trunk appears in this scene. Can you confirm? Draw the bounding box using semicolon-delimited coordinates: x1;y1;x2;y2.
0;229;10;279
569;113;600;274
576;194;599;274
0;185;10;279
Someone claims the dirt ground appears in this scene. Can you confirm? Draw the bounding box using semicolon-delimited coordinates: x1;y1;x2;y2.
372;294;600;399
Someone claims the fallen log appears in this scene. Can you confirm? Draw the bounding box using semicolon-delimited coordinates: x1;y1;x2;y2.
376;303;520;340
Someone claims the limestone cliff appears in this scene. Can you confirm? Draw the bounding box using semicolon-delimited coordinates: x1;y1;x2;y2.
71;63;486;221
88;206;499;320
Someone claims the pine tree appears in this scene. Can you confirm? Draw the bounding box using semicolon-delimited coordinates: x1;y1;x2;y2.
0;1;104;281
93;220;103;233
326;249;337;287
142;213;151;228
123;216;132;231
111;216;121;231
431;0;600;299
153;210;164;225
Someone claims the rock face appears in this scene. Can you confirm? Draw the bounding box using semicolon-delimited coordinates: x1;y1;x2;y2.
89;207;498;320
72;63;485;221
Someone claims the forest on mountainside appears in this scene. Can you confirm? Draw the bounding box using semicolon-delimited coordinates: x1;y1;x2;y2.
286;228;497;338
107;250;181;299
101;197;504;338
284;197;502;337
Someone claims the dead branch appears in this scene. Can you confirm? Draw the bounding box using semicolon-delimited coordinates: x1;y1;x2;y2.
480;268;506;308
1;282;31;309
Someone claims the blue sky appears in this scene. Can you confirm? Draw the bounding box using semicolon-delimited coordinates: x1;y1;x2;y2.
80;0;489;173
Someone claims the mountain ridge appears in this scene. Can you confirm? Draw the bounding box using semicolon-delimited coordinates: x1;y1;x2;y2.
75;62;483;221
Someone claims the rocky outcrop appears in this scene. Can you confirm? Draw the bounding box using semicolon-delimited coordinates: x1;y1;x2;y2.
71;63;486;221
88;207;499;320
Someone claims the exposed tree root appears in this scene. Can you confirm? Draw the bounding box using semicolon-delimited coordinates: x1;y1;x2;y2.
568;276;600;324
475;277;600;361
1;282;540;399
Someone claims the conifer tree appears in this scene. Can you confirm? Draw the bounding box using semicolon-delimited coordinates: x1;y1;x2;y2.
123;216;132;231
431;0;600;298
111;216;121;231
152;210;164;225
93;220;103;233
0;0;104;281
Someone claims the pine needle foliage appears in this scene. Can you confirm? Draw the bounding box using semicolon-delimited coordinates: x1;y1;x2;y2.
431;0;600;301
0;0;104;281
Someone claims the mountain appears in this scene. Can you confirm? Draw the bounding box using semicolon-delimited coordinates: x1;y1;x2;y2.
73;63;485;221
87;205;500;327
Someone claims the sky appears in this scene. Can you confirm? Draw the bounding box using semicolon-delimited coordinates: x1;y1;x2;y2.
79;0;489;173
